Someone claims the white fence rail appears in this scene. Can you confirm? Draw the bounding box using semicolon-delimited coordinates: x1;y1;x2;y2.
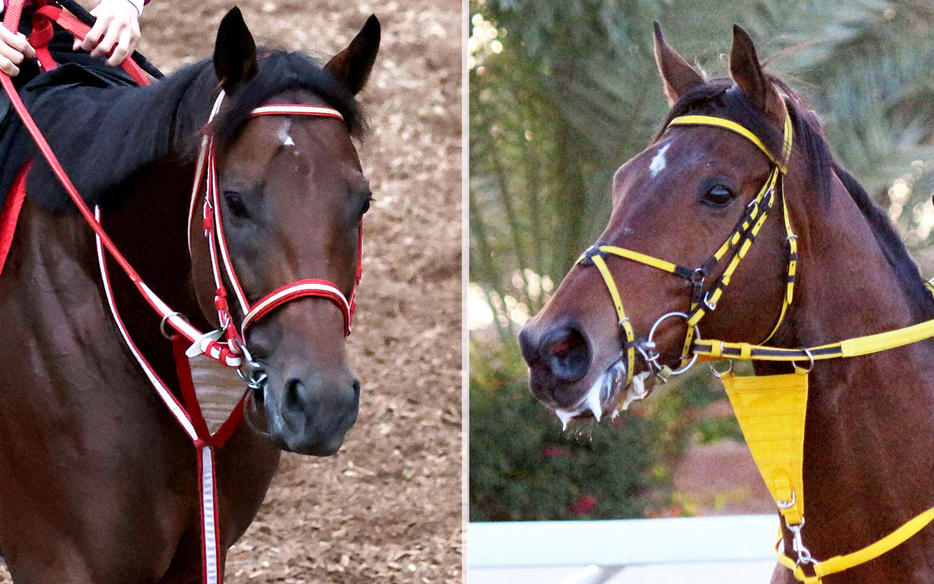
469;515;780;584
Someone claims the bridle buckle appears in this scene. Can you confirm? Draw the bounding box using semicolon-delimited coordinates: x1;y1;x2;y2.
579;242;607;266
703;290;717;311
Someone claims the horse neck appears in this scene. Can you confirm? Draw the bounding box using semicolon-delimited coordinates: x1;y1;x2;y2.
765;169;934;573
26;63;215;210
99;158;208;386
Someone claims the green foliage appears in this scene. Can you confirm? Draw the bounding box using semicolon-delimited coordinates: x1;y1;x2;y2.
693;416;745;445
468;340;745;521
469;341;657;521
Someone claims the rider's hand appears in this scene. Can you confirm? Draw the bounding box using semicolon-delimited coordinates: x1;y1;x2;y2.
0;26;35;77
74;0;140;67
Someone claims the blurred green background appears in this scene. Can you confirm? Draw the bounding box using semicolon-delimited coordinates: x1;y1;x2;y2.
469;0;934;522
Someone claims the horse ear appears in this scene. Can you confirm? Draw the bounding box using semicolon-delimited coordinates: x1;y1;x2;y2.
213;7;258;94
325;15;380;95
653;22;703;107
729;24;786;126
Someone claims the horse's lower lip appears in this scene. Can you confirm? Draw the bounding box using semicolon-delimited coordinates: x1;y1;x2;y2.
553;361;628;428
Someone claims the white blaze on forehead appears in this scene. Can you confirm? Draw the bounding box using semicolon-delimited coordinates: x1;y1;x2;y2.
649;143;670;177
277;119;295;147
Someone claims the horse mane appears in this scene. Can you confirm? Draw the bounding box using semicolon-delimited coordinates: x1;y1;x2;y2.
4;50;363;214
657;76;934;320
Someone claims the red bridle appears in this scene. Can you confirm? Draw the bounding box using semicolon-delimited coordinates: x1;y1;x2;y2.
0;6;366;584
189;91;363;360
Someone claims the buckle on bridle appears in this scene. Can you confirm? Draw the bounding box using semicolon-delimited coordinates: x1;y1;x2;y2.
691;267;707;308
233;339;268;394
703;290;717;311
579;242;608;266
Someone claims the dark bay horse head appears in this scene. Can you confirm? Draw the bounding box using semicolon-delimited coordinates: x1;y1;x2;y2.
520;25;829;424
190;9;380;455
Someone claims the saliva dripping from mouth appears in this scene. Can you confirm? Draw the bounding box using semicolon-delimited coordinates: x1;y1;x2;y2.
553;361;651;430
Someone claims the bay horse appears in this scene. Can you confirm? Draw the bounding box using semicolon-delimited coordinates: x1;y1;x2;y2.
520;24;934;583
0;7;379;582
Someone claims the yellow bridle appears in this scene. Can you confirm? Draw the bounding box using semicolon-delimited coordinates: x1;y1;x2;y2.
578;111;934;582
576;112;796;388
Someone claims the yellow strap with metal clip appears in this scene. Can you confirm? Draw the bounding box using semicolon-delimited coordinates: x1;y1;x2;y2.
773;505;934;583
696;315;934;363
718;366;934;582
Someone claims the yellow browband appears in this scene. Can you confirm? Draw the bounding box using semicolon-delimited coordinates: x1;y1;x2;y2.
578;112;934;582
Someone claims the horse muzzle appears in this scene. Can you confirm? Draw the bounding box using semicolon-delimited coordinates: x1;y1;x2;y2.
520;317;637;425
520;314;666;428
247;363;360;455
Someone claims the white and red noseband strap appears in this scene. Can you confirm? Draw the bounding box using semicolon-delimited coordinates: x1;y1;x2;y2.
241;278;352;333
189;91;362;355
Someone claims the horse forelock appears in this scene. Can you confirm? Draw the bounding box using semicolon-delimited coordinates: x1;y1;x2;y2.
655;73;934;318
211;50;366;150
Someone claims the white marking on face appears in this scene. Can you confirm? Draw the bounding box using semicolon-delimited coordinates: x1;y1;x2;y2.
277;119;294;147
649;143;670;177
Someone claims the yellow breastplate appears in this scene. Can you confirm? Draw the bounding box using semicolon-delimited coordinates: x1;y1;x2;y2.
720;371;934;582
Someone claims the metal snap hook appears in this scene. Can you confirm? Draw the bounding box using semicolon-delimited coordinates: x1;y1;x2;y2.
234;340;269;393
786;518;817;567
792;348;815;374
710;359;733;378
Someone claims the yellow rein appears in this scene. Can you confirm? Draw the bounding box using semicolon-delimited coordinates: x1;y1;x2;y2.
578;111;934;582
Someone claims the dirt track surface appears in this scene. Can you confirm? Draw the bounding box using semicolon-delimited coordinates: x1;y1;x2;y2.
0;0;462;582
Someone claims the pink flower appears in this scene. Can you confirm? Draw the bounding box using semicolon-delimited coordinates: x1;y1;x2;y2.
542;447;569;458
571;495;598;516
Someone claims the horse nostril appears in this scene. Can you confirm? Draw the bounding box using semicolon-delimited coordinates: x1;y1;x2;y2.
518;327;540;365
352;379;361;398
284;378;304;412
541;324;591;383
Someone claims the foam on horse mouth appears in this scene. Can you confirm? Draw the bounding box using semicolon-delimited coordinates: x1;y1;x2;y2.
554;361;650;430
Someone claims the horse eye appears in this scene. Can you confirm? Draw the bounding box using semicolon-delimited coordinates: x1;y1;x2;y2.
703;185;734;207
224;192;249;219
